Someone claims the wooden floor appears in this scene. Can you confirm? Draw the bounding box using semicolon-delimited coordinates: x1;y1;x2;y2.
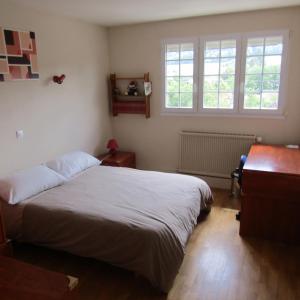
13;189;300;300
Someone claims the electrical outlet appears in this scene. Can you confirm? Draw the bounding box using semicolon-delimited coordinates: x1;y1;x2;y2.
16;130;24;139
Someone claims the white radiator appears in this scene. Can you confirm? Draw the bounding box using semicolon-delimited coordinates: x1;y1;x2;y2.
178;131;256;178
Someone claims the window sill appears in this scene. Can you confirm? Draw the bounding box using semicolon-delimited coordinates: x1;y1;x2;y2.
160;111;286;119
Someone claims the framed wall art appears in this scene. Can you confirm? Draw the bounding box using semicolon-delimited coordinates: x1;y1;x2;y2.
0;27;39;81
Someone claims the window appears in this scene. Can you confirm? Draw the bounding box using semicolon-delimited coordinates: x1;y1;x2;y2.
240;35;285;113
162;31;288;116
162;40;197;112
202;38;238;110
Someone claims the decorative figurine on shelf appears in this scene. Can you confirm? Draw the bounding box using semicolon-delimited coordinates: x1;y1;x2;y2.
124;81;138;96
106;138;119;155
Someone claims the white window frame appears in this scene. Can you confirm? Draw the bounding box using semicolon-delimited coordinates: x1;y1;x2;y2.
161;37;199;113
199;34;241;114
161;30;289;118
238;30;289;116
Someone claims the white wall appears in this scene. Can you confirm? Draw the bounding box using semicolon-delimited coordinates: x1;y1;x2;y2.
1;4;299;179
108;7;300;173
0;0;112;176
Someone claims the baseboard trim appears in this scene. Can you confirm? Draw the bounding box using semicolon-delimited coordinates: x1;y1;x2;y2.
140;168;231;190
195;175;231;189
175;169;231;189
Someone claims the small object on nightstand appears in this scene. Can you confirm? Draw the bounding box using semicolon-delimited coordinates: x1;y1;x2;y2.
106;138;119;154
98;151;136;168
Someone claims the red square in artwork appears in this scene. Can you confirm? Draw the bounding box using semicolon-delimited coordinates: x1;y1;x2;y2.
9;66;22;79
5;30;22;56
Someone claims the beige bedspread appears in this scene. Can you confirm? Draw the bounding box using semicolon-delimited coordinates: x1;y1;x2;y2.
17;166;212;292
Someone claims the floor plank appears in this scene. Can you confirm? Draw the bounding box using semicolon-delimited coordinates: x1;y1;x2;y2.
12;189;300;300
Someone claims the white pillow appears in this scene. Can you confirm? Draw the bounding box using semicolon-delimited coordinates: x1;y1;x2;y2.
45;151;100;179
0;165;66;205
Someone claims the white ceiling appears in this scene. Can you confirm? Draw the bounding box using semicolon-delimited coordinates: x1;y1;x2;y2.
11;0;300;26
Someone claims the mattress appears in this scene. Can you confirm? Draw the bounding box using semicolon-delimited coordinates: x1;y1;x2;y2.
1;166;212;292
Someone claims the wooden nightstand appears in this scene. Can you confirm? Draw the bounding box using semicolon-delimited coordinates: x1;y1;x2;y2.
98;151;136;168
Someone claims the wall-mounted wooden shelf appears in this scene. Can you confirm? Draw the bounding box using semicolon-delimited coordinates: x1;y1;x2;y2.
109;73;151;118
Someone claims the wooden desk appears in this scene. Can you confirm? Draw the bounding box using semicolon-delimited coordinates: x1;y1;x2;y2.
240;144;300;244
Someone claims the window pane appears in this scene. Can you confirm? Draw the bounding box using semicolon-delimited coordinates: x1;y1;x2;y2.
245;74;262;93
181;43;194;59
263;79;280;92
261;92;279;109
203;93;218;108
205;41;220;58
164;42;195;110
263;74;280;92
203;39;237;110
166;93;179;108
180;60;193;76
244;93;261;109
219;93;234;109
244;35;284;112
221;40;236;57
246;56;263;74
220;58;235;74
204;75;219;92
166;44;179;60
166;61;179;76
247;38;264;56
263;55;281;74
220;75;235;92
263;73;280;81
265;37;283;55
180;77;193;92
180;93;193;108
204;58;219;75
166;77;179;93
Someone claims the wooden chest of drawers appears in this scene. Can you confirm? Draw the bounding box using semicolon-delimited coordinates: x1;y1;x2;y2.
240;144;300;244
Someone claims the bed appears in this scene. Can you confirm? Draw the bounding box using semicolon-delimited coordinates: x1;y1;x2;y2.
1;165;212;292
